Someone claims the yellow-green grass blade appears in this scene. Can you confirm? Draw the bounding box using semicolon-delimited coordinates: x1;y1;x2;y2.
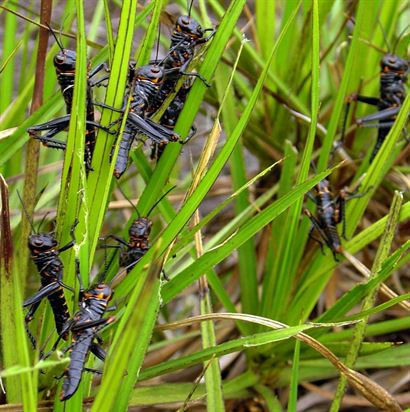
133;0;163;65
274;241;409;361
216;62;259;320
161;167;334;303
317;0;374;172
92;255;161;411
171;161;280;261
261;0;318;321
134;0;247;219
139;315;357;382
139;325;322;382
130;371;258;406
102;12;289;409
289;201;410;324
55;0;88;277
52;0;88;408
88;0;105;53
1;176;36;408
345;93;410;238
81;0;138;269
331;191;403;410
0;2;18;113
288;339;301;412
317;240;409;323
115;4;299;299
0;95;64;165
208;0;309;116
103;0;114;63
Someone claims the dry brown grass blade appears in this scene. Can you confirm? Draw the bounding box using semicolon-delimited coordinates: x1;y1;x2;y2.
157;313;403;411
343;250;410;311
161;119;222;266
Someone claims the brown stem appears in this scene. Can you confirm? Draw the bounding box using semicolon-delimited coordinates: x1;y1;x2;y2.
0;175;13;276
18;0;52;283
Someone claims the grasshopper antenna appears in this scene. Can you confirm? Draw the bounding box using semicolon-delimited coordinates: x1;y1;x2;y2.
392;24;409;54
188;0;194;18
37;212;51;233
46;23;65;53
155;22;161;64
310;161;318;174
96;240;118;285
17;190;37;234
117;186;140;218
378;19;392;52
146;185;176;218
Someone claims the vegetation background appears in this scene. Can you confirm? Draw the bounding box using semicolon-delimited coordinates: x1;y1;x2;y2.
0;0;409;410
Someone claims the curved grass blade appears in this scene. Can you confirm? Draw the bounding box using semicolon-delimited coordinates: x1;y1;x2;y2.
116;0;301;299
162;167;334;303
261;0;319;321
331;191;403;409
289;201;410;324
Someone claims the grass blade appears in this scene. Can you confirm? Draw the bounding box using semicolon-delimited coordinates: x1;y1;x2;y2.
81;0;138;267
331;190;403;410
261;0;319;321
162;167;334;303
0;175;36;409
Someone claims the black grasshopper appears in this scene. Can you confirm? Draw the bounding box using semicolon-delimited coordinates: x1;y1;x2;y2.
20;193;78;346
151;78;196;161
102;63;186;178
349;54;408;162
101;187;173;273
147;9;215;157
153;11;215;110
342;25;409;163
303;179;364;261
28;28;110;171
43;279;114;401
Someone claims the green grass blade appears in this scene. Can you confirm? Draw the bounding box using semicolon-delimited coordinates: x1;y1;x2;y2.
92;262;160;412
88;0;105;51
82;0;138;268
134;0;163;65
317;240;409;323
345;93;410;238
316;0;369;172
287;339;301;412
55;0;88;281
116;5;299;298
53;1;88;408
134;0;247;218
0;3;17;113
331;191;403;410
261;0;319;321
139;325;319;382
216;60;259;318
194;213;225;411
289;201;410;324
162;168;334;303
103;0;114;63
0;176;36;409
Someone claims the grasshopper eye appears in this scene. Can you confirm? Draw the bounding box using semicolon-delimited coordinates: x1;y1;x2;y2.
34;239;44;246
181;17;189;25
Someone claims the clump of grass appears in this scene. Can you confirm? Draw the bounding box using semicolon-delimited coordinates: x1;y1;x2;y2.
0;0;409;411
